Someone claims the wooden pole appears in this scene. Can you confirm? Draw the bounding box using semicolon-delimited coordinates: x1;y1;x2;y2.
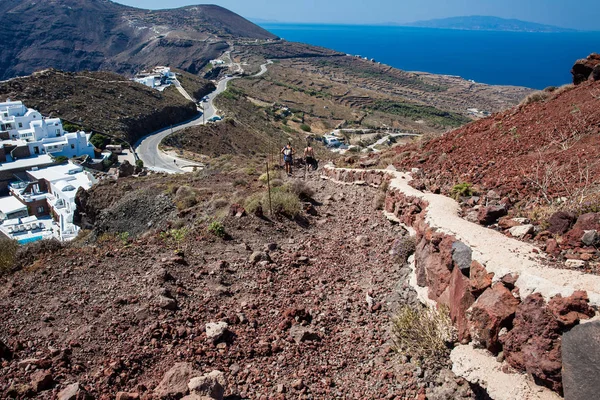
266;161;273;216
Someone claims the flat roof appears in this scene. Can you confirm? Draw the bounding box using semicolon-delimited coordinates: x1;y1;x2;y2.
0;196;27;215
0;154;54;172
27;162;84;183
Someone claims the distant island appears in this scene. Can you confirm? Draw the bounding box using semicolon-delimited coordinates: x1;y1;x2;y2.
403;16;577;33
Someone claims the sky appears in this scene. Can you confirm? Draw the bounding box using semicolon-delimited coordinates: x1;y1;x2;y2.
113;0;599;30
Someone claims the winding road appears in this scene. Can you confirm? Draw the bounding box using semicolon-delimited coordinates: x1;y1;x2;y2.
134;60;271;173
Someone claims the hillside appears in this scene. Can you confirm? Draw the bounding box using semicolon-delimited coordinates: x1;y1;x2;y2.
0;0;277;80
0;69;201;143
389;78;600;220
404;16;576;33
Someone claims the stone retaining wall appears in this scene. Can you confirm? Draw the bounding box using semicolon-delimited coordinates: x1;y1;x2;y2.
321;165;597;398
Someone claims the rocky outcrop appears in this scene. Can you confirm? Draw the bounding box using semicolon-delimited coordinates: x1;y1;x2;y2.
572;53;600;84
155;363;196;399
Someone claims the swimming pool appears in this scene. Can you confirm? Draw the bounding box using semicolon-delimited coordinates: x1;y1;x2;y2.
17;235;44;245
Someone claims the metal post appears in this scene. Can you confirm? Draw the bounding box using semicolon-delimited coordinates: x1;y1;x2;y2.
266;161;273;216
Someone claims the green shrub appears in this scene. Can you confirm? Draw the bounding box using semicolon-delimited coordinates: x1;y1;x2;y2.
211;198;229;209
270;188;302;217
300;124;312;132
63;122;82;133
135;159;144;168
391;305;455;367
0;238;19;276
90;133;109;150
208;221;226;238
450;182;475;200
160;227;188;250
53;155;68;164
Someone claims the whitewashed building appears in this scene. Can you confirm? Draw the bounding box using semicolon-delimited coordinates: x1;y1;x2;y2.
0;100;95;160
133;66;176;90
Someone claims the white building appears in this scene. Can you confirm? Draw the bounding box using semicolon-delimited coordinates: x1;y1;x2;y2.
1;161;96;242
133;66;176;90
0;100;95;160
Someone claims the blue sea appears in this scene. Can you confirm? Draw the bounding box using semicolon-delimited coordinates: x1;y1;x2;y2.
260;24;600;89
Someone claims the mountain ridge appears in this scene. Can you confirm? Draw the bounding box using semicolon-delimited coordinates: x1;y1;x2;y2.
403;15;577;33
0;0;277;80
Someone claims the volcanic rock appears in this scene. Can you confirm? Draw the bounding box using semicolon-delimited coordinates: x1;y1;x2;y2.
467;283;519;353
31;370;54;392
448;266;475;341
562;320;600;400
155;363;196;399
188;370;226;400
500;293;562;392
469;261;493;295
573;212;600;231
0;339;11;360
547;290;594;328
582;230;599;246
477;205;507;226
547;211;576;234
451;241;472;273
572;53;600;84
57;383;86;400
205;322;229;342
289;325;321;344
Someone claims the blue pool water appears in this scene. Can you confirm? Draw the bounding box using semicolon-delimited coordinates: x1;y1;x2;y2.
17;235;44;245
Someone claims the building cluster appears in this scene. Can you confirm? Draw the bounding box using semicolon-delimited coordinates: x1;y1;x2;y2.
133;66;176;90
0;100;99;243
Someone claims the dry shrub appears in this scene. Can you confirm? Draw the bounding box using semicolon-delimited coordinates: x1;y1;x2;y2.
15;239;63;271
0;238;19;275
373;192;386;210
245;187;302;217
520;90;550;106
270;178;284;188
391;305;455;367
174;185;198;210
552;83;575;97
390;236;416;264
286;180;315;199
211;197;229;209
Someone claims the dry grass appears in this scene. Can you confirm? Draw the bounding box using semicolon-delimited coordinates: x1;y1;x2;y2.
519;90;550;106
391;305;455;367
0;238;19;275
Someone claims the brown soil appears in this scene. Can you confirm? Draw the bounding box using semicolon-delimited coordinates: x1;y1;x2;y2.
0;171;474;399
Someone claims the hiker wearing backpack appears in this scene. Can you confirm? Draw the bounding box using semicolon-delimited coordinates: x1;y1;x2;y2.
281;141;296;176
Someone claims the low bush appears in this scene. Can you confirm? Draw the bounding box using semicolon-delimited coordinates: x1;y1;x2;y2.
245;186;302;217
519;90;549;106
450;182;475;200
391;305;455;367
390;236;416;264
135;159;144;168
174;186;198;210
286;180;315;199
211;197;229;209
0;238;19;275
54;155;68;164
300;124;312;132
208;221;226;238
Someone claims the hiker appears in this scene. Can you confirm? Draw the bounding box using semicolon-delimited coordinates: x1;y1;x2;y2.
281;141;295;176
304;143;316;171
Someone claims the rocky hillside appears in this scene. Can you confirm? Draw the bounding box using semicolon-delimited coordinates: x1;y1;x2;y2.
0;0;277;79
0;69;200;143
392;75;600;211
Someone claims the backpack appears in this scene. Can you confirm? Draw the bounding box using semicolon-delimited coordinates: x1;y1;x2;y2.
283;147;292;160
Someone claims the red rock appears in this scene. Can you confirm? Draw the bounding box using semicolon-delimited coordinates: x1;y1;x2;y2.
448;266;476;342
31;370;54;392
546;239;559;254
477;205;507;226
547;291;594;328
467;283;519;353
500;273;519;290
501;293;563;393
563;228;585;247
469;261;493;295
547;211;576;235
573;212;600;231
498;217;520;229
572;53;600;84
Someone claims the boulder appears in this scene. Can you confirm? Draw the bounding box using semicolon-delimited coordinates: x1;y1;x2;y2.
573;212;600;231
228;204;246;218
562;320;600;400
57;383;86;400
572;53;600;84
547;211;575;234
188;370;226;400
448;266;475;342
547;290;594;328
469;261;493;295
451;241;472;274
118;160;135;178
289;325;321;344
477;205;507;226
116;392;139;400
593;64;600;81
508;224;534;238
205;322;229;342
582;230;599;246
31;370;54;392
155;362;195;399
500;293;562;392
157;296;177;311
248;251;271;264
467;283;519;353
